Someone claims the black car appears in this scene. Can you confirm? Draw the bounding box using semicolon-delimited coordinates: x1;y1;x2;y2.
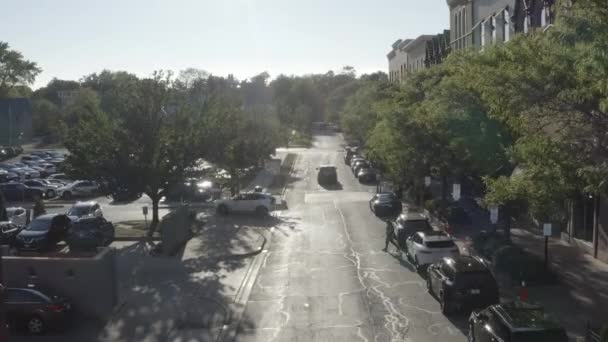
317;166;338;185
351;160;369;175
356;167;377;183
344;148;359;165
0;183;44;202
110;187;143;202
4;287;71;334
14;214;71;252
370;192;402;219
468;302;568;342
0;221;23;246
66;216;115;251
427;256;499;314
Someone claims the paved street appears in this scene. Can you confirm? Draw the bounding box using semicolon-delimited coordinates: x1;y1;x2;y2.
236;132;468;342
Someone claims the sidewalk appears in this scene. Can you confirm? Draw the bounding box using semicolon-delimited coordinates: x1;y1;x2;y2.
450;197;608;339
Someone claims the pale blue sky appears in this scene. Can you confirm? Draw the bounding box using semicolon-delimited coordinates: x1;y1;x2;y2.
2;0;449;88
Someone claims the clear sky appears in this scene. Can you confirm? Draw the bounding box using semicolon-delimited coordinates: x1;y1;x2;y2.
2;0;449;88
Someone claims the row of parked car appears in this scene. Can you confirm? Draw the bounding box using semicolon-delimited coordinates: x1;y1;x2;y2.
1;200;113;253
344;146;378;184
348;143;569;341
0;146;24;161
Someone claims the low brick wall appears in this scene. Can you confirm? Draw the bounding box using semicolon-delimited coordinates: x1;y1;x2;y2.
1;247;118;319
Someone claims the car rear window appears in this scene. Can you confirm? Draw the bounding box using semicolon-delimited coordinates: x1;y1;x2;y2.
72;221;99;231
511;329;568;342
402;220;431;232
425;240;456;248
26;218;52;231
455;271;495;286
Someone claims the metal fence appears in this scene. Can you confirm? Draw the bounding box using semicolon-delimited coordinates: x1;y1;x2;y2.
586;322;604;342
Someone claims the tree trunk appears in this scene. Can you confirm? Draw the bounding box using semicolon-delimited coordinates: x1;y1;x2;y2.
147;194;161;238
229;167;240;196
504;204;511;240
0;192;7;221
441;175;448;201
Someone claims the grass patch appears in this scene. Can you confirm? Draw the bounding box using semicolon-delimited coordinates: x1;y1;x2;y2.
115;220;160;238
268;153;297;195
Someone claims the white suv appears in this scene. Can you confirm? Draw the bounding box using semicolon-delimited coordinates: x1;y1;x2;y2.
216;193;276;216
57;180;100;199
405;231;459;271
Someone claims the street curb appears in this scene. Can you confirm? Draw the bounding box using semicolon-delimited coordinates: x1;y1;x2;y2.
216;229;271;342
225;232;267;259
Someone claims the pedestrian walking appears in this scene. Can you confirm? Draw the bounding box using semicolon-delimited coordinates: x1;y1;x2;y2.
383;220;394;252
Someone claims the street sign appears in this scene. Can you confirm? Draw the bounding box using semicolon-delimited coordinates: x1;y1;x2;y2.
543;223;552;236
424;176;431;187
142;206;149;216
452;184;461;201
490;207;499;224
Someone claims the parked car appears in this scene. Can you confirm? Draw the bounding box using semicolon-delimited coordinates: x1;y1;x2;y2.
110;187;143;202
405;231;459;271
196;180;222;200
349;156;365;168
66;216;115;251
392;211;433;249
356;167;377;183
47;173;70;182
317;165;338;185
44;178;68;186
27;165;48;178
0;170;19;183
23;180;59;198
14;214;71;252
0;221;23;246
0;183;43;202
166;178;214;202
20;155;45;164
468;302;568;342
427;256;499;314
6;207;27;227
216;192;276;216
4;287;71;334
344;147;359;165
369;192;402;219
67;201;103;220
56;180;99;199
352;160;370;175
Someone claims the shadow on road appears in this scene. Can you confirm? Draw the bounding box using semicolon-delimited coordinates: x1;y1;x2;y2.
319;182;343;191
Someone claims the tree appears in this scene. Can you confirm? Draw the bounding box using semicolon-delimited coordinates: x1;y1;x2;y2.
31;98;61;139
64;72;205;234
0;191;7;222
0;41;41;98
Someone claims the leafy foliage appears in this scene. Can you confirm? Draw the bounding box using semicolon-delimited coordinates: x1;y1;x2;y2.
0;41;41;98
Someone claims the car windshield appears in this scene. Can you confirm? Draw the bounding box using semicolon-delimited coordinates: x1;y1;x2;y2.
68;206;92;216
26;218;51;231
511;329;568;342
425;240;456;249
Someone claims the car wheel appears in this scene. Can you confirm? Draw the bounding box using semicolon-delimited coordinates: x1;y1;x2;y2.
256;206;269;217
217;204;229;216
26;315;45;335
46;189;56;198
62;191;72;200
468;324;475;342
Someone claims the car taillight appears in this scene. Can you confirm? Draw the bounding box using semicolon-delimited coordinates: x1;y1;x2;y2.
47;304;64;312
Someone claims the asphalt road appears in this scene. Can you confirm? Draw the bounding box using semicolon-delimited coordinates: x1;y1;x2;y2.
236;132;468;342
